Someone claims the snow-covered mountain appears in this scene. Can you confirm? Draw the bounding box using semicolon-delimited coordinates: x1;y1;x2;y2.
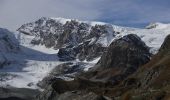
0;17;170;90
18;17;170;55
146;22;170;29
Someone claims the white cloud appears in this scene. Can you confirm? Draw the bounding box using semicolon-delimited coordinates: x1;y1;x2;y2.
0;0;170;31
0;0;103;31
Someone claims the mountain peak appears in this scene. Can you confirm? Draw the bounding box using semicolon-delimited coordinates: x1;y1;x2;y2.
146;22;170;29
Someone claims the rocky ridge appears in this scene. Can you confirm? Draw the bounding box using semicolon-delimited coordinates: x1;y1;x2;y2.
18;17;123;61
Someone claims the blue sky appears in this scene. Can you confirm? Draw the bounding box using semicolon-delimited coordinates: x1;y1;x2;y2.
0;0;170;31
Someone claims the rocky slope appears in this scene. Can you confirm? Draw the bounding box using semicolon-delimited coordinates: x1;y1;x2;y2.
118;34;170;99
36;34;151;100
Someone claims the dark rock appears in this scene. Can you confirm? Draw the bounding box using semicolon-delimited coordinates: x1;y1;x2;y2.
58;41;106;61
96;34;150;69
0;87;40;100
27;82;34;87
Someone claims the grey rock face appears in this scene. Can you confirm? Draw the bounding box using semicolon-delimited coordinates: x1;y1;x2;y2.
37;62;87;88
0;28;20;68
18;17;118;61
58;41;106;61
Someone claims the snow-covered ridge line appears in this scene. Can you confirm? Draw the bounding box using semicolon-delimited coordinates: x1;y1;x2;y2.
50;17;111;26
18;17;170;54
146;22;170;29
22;17;134;29
48;17;139;31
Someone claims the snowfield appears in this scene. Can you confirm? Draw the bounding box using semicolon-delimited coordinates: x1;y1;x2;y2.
0;33;61;89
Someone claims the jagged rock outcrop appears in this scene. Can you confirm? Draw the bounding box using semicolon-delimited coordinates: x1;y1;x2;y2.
58;41;106;61
37;62;86;88
18;17;122;61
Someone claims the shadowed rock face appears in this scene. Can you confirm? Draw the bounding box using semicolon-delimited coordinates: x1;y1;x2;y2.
58;41;106;61
0;28;20;68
